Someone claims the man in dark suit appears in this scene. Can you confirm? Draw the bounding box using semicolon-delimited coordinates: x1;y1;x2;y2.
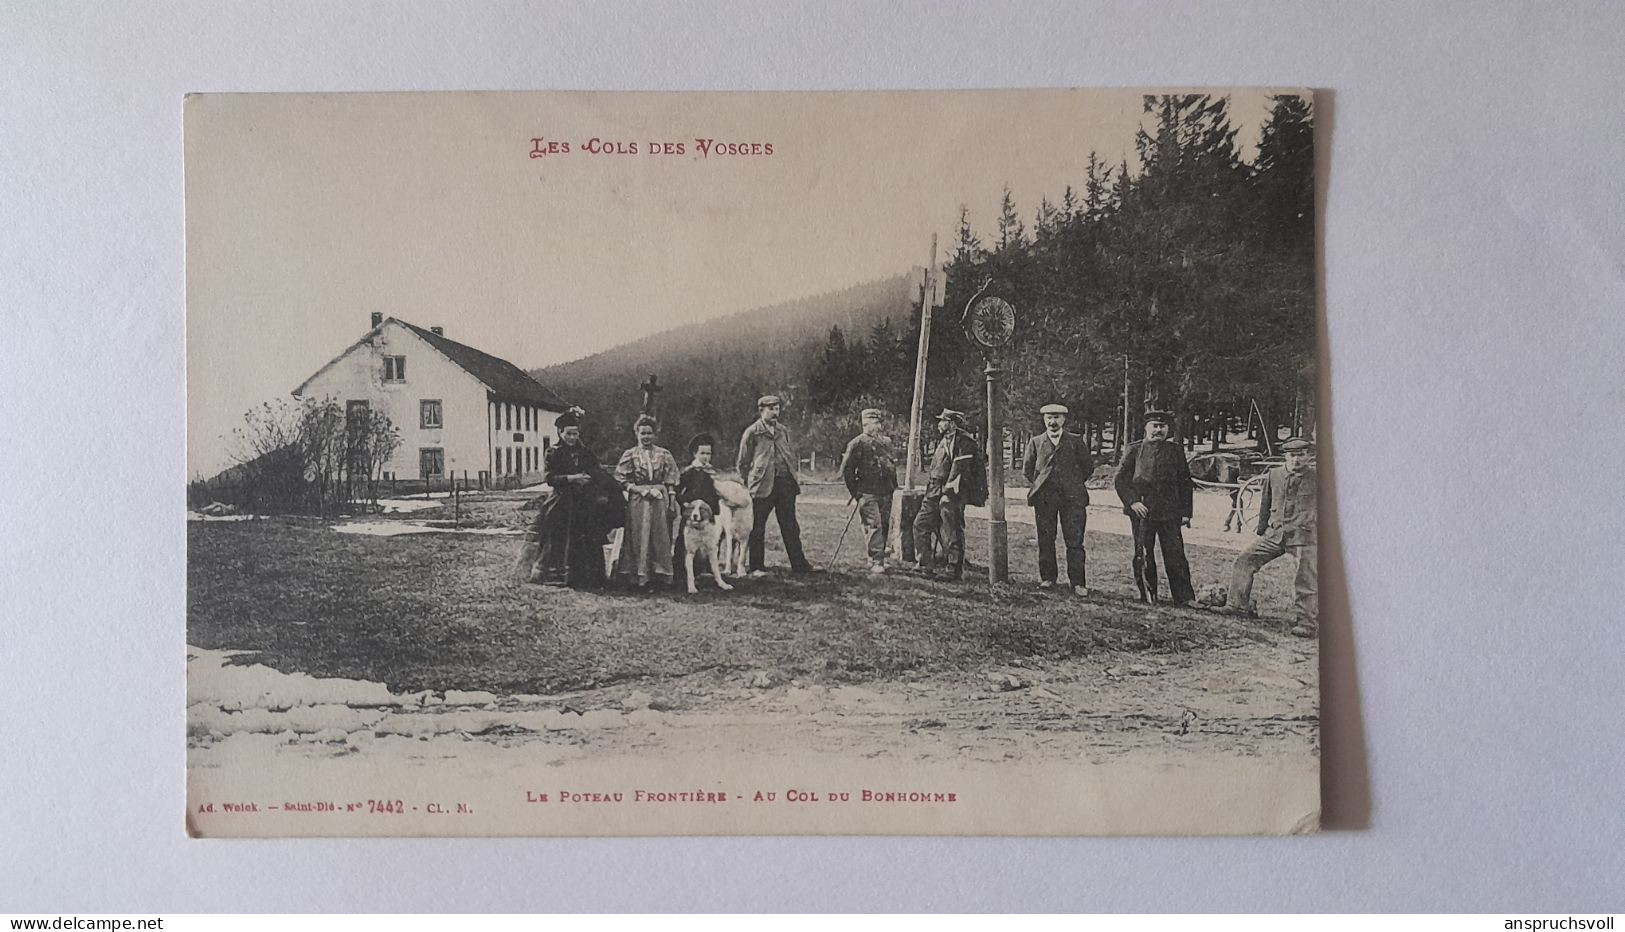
1022;403;1093;595
1114;410;1195;605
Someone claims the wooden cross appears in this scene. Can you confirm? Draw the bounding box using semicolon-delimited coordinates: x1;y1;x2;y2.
640;374;661;416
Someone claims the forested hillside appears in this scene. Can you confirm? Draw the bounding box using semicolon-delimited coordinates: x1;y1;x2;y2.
539;93;1316;468
533;275;914;458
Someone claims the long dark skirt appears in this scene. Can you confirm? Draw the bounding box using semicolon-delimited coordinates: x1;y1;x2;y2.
518;492;613;589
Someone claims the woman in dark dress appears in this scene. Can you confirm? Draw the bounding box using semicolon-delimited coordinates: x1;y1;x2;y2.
672;433;722;569
518;410;625;589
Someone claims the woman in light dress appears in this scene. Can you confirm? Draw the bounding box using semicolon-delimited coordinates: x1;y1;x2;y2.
613;414;681;588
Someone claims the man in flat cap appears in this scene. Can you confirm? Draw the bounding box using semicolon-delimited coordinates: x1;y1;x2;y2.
840;408;899;574
737;394;813;575
1228;436;1318;636
1023;403;1093;595
913;408;978;580
1114;410;1196;605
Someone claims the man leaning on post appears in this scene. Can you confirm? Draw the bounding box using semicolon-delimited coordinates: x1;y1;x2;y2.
913;408;976;581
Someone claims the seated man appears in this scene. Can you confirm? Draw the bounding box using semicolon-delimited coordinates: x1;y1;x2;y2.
1228;437;1318;637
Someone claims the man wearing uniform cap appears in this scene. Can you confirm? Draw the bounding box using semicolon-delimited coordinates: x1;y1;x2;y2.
736;394;814;575
1114;409;1196;605
840;408;899;574
1022;403;1093;595
1228;436;1318;636
913;407;978;580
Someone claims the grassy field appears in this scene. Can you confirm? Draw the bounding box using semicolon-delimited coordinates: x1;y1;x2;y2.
188;493;1305;695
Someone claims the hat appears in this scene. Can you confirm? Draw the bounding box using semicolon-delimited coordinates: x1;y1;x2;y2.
936;408;966;426
1040;403;1069;415
555;411;580;428
1143;409;1173;424
688;432;716;453
860;408;885;420
1280;436;1316;453
757;394;782;408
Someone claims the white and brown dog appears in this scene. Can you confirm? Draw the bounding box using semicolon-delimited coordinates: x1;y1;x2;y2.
713;478;753;578
682;499;734;593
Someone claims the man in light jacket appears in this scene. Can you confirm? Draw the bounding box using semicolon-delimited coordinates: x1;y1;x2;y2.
1023;403;1093;595
1228;436;1318;636
737;394;814;576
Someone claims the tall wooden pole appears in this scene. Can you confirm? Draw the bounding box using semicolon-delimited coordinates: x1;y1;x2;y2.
1119;353;1131;463
985;357;1008;584
903;234;937;491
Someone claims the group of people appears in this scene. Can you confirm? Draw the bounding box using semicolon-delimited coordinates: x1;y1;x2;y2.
518;396;818;592
517;394;1318;637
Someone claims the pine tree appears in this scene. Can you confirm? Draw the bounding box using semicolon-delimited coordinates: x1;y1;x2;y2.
1253;93;1315;256
953;204;984;264
1034;196;1058;242
996;184;1026;252
810;325;854;410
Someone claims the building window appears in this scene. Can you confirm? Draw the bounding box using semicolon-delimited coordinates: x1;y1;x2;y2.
419;448;444;478
346;400;370;429
505;447;514;475
420;399;442;429
383;356;406;381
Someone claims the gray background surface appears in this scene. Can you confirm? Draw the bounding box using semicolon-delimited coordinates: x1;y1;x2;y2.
3;0;1622;912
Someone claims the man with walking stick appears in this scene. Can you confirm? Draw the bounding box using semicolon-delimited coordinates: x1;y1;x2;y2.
839;408;899;574
1115;409;1196;606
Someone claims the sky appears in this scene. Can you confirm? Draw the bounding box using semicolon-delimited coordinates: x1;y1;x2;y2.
186;88;1288;476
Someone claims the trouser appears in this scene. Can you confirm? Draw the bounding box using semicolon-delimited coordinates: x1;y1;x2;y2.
1229;536;1318;623
1129;514;1195;604
858;493;893;564
1034;492;1087;587
748;483;810;571
913;492;964;575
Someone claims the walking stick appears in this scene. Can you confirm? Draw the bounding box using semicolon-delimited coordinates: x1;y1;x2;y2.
826;499;862;573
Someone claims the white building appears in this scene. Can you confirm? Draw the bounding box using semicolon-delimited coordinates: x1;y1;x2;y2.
294;314;572;485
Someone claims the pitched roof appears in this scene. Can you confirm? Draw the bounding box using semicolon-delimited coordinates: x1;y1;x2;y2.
399;320;573;411
293;318;573;411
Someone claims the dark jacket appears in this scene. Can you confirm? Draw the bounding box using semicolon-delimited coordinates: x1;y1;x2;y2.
841;432;898;498
1114;439;1193;521
1256;465;1316;545
539;442;625;534
677;464;722;515
1023;430;1092;506
925;428;978;498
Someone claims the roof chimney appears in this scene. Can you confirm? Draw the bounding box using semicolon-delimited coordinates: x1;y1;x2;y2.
370;312;383;329
431;326;444;336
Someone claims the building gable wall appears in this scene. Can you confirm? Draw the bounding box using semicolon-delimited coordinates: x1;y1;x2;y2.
297;321;492;480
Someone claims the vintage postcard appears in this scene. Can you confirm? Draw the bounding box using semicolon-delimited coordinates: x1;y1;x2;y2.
186;89;1321;836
